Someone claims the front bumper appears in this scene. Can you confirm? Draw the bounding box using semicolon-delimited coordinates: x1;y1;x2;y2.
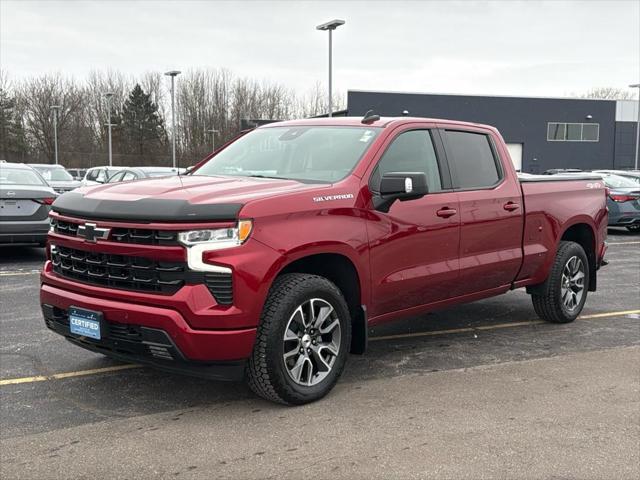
41;283;257;375
42;303;246;381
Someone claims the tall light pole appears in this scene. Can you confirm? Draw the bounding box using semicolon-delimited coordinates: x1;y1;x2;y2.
104;92;114;167
165;70;181;168
207;128;219;152
630;83;640;170
316;19;345;117
50;105;60;165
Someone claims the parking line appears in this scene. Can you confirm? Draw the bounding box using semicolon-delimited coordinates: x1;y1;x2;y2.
0;364;141;386
0;270;41;277
1;309;638;387
370;309;640;342
607;241;640;245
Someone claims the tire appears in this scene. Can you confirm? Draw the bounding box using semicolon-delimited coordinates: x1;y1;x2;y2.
531;240;589;323
246;273;351;405
626;225;640;233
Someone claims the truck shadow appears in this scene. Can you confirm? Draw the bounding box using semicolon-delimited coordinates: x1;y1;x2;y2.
0;245;46;265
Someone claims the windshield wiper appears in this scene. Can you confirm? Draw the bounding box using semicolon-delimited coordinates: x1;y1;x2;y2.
246;174;283;180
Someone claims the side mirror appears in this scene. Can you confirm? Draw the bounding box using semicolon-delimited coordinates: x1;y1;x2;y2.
373;171;428;213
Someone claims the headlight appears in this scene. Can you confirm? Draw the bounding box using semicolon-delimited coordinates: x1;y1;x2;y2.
178;219;253;249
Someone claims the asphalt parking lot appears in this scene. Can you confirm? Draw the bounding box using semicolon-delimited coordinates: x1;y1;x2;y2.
1;229;639;479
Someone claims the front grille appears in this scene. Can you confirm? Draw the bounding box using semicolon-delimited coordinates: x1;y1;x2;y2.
51;218;79;236
111;227;178;245
51;245;187;294
205;272;233;305
51;218;179;245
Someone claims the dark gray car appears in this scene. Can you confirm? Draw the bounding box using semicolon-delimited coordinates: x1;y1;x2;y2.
601;174;640;232
0;163;57;245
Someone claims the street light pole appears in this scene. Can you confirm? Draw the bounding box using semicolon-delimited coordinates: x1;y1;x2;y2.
50;105;60;165
104;92;114;167
630;83;640;170
165;70;181;168
316;19;345;117
207;128;219;152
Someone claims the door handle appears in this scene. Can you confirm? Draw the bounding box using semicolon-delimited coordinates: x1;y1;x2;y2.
436;207;457;218
503;202;520;212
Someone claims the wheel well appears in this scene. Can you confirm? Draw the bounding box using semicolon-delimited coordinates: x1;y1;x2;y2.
278;254;367;354
561;223;597;291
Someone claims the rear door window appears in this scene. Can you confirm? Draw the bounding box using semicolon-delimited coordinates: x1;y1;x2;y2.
444;131;501;189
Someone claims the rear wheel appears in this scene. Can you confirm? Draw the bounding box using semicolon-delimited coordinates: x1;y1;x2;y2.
246;273;351;405
531;241;589;323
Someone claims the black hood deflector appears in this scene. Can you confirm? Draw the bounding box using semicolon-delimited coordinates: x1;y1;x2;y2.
52;192;242;223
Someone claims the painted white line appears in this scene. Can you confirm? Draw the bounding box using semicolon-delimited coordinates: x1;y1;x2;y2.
0;270;40;277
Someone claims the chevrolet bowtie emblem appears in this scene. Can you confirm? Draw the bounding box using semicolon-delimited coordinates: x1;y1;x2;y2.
77;222;110;243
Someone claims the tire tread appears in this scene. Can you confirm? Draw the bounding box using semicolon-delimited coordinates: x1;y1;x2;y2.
246;273;350;405
531;240;588;323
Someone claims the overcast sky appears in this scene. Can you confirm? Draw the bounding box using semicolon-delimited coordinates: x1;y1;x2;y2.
2;0;639;98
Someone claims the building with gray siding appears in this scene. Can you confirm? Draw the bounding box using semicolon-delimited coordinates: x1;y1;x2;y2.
347;90;638;174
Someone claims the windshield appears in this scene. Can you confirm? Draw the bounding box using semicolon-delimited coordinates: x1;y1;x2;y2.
0;166;47;186
34;166;73;182
195;126;381;183
602;174;639;189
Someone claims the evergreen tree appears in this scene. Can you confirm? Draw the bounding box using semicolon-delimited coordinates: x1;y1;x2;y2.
120;84;166;159
0;87;27;160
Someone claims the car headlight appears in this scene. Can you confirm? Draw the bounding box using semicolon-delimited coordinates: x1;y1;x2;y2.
178;219;253;249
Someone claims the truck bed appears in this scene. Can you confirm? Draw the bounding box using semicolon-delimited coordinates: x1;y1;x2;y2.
516;175;607;285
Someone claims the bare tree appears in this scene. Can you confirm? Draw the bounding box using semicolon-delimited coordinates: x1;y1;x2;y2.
85;69;131;152
2;67;348;167
580;87;637;100
20;73;86;164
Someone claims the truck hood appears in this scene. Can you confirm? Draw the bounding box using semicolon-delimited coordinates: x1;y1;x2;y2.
51;174;321;222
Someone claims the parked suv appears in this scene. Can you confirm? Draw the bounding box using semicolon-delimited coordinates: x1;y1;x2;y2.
29;164;81;194
42;117;607;404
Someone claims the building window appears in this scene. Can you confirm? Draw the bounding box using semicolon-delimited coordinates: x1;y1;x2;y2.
547;122;599;142
548;123;566;141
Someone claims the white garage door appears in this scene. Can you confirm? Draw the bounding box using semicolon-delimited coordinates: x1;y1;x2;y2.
506;143;523;172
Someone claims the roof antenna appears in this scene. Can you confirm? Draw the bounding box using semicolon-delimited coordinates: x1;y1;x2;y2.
361;109;380;124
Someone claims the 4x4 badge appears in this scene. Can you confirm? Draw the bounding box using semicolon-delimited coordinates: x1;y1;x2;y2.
77;222;110;243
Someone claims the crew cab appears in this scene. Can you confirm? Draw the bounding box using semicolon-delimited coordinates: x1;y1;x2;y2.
41;116;608;404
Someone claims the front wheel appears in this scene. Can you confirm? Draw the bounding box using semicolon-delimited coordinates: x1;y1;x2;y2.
626;224;640;233
531;241;589;323
246;273;351;405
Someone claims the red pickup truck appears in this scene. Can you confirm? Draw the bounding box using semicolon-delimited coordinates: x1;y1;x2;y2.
41;116;608;404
